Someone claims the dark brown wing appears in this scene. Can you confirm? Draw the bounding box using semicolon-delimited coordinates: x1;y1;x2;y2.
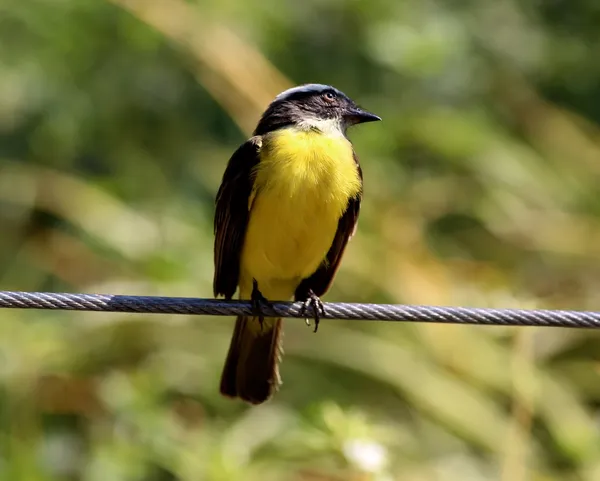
213;137;261;299
294;156;362;300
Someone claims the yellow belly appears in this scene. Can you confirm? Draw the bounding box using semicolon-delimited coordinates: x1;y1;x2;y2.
239;129;361;300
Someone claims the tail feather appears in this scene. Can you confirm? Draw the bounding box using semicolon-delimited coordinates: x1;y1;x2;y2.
220;316;283;404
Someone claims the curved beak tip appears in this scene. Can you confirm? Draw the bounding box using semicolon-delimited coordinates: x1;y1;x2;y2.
365;112;382;122
348;108;381;124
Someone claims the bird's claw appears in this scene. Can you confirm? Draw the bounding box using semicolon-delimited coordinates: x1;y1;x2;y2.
251;279;273;330
300;290;326;333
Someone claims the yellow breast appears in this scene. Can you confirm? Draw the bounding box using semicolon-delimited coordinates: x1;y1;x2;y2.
239;128;361;300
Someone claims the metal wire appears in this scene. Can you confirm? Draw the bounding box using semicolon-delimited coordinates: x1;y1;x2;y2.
0;290;599;329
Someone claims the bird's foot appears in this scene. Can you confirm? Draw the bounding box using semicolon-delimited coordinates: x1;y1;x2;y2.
251;279;273;329
300;289;326;333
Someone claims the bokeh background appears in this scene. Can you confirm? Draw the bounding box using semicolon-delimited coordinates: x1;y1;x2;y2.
2;0;600;479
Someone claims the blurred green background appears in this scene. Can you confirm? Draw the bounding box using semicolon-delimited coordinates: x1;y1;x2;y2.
2;0;600;479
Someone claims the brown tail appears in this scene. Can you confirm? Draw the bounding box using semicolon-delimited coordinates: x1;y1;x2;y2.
219;316;283;404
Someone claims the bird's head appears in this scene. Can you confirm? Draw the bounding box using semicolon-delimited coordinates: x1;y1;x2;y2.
254;84;380;136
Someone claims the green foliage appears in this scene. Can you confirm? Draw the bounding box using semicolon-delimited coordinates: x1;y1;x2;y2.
1;0;600;479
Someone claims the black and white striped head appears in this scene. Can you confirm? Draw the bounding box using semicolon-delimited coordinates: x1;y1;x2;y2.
254;84;380;136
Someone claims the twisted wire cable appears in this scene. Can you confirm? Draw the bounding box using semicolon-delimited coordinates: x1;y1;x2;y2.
0;290;598;328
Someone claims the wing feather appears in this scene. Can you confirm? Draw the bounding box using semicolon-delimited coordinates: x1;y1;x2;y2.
213;137;261;298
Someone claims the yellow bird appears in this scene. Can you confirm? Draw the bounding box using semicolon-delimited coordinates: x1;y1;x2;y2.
213;84;380;404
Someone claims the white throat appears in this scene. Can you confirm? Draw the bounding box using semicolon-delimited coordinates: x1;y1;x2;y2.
297;117;346;137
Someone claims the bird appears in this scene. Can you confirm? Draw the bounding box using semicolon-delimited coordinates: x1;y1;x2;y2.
213;83;380;404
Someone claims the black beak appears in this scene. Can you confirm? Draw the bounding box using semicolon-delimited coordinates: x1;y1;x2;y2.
345;106;382;125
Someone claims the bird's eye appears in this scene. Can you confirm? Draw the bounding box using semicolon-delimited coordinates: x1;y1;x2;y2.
323;92;336;102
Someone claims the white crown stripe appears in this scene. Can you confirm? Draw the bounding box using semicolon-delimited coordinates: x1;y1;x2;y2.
275;84;343;101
